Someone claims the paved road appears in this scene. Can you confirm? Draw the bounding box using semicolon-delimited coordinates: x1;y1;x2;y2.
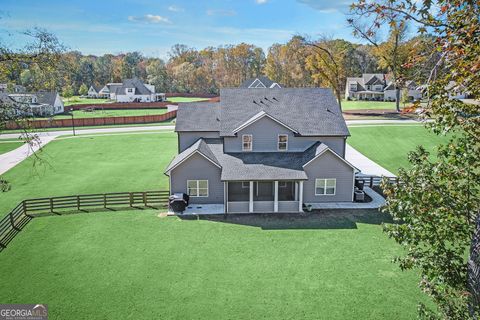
345;144;396;177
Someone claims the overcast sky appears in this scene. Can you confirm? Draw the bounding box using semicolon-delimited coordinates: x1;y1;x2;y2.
0;0;357;59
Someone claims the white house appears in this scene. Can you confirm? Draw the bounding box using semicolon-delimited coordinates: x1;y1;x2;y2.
87;85;102;98
98;79;164;102
8;91;64;117
345;74;423;102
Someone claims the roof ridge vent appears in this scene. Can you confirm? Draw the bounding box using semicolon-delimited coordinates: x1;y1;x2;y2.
272;97;278;101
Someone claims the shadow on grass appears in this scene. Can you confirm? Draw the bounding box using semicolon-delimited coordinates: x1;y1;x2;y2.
178;209;394;230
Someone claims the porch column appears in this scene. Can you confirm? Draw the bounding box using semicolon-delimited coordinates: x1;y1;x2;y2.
298;181;304;212
249;181;254;213
294;182;298;201
274;181;279;212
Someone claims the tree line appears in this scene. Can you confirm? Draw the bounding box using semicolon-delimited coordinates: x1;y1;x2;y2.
0;34;434;97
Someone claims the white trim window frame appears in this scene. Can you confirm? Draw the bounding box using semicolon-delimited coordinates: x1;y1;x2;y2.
279;181;287;188
242;181;250;188
315;178;336;196
278;134;288;151
187;180;209;197
242;134;253;151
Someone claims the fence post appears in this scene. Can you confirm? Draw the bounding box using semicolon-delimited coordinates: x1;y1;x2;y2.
129;193;133;207
49;198;54;213
370;177;373;188
9;211;15;229
104;194;107;208
143;192;147;207
77;196;80;211
22;201;27;215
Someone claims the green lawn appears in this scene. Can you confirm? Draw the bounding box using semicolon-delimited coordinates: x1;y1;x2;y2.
63;96;114;106
167;96;211;103
0;141;23;155
0;132;177;214
0;127;439;319
0;209;427;320
41;108;169;120
348;125;450;174
342;100;398;111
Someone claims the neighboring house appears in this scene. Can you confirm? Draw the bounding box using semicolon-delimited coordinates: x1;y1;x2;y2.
98;78;165;102
240;76;282;89
87;85;102;98
8;91;64;117
446;81;471;99
0;84;27;93
345;74;422;102
165;87;358;214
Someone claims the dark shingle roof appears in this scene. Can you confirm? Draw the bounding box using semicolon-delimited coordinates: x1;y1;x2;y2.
240;76;281;88
219;88;349;137
164;139;220;173
175;102;221;132
35;91;58;106
115;78;153;96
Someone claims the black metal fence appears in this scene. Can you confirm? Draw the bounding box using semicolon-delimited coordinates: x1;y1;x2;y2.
0;190;169;251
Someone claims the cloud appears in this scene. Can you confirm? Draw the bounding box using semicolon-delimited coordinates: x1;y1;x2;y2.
255;0;269;4
128;14;171;24
296;0;351;13
168;5;184;12
206;9;237;16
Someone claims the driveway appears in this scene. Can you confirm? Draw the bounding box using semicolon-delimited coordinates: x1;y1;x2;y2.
345;144;396;177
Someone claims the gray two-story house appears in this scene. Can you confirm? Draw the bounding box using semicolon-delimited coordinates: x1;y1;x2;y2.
165;87;357;213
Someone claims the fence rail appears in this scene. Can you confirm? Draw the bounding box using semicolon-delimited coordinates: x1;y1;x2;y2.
356;176;399;188
0;190;170;251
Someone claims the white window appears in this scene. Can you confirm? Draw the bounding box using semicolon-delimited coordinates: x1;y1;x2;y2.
279;181;287;188
242;181;250;188
127;88;134;93
242;134;252;151
315;179;336;196
187;180;208;197
278;134;288;151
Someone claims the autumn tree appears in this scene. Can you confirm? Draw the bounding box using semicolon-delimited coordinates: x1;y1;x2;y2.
348;12;410;112
350;0;480;318
78;83;88;96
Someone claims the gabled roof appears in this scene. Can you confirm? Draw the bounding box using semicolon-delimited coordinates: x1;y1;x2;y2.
35;91;58;106
175;102;221;132
115;78;153;95
303;144;358;172
240;76;282;89
232;110;298;134
219;88;349;137
89;85;102;92
164;139;221;174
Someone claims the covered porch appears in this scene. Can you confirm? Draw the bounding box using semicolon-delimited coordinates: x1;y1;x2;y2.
225;180;304;213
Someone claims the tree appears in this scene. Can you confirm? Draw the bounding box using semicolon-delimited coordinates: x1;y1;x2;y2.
350;0;480;318
78;83;88;96
62;84;74;98
348;14;410;112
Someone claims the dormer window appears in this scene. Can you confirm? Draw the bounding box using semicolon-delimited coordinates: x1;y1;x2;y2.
127;88;134;93
242;134;252;151
278;134;288;151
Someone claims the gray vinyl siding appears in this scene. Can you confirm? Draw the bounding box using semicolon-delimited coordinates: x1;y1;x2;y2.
170;153;224;204
223;116;347;156
178;131;220;153
303;151;354;203
228;202;249;213
224;116;312;152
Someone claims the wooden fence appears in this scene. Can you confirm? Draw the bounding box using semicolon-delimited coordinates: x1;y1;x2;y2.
0;190;170;251
68;102;174;110
5;110;177;130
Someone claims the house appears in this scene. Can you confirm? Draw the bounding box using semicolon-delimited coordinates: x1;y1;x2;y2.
240;76;282;89
345;74;422;102
87;85;102;98
165;87;358;214
7;91;64;117
98;78;165;102
0;84;27;93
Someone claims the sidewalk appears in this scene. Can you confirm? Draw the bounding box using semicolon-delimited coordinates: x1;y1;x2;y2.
345;144;396;177
0;136;56;175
